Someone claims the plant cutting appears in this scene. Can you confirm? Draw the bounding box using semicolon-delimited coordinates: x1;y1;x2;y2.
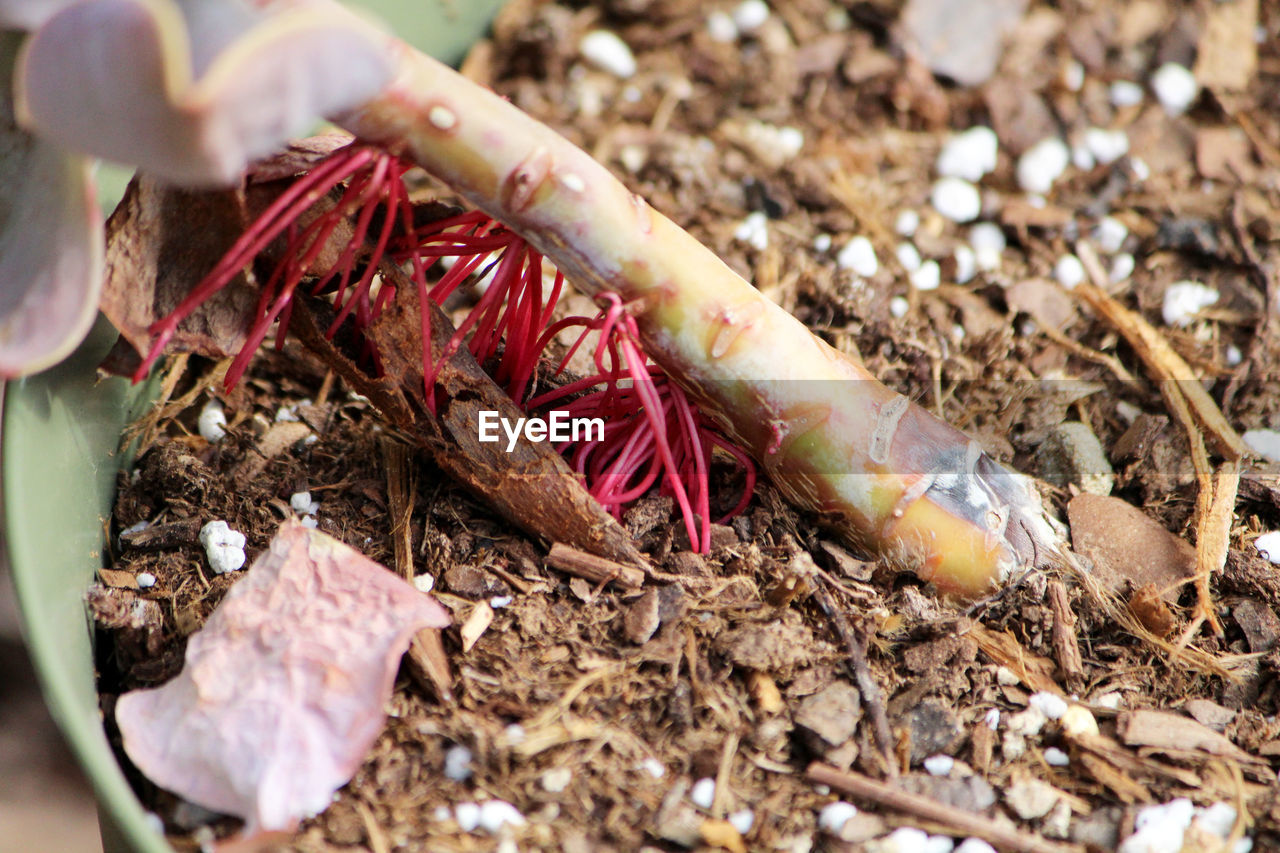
5;0;1068;596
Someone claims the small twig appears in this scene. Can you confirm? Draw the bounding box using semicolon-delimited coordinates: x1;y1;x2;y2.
806;763;1084;853
1048;581;1085;692
380;437;415;581
545;542;645;590
811;577;896;777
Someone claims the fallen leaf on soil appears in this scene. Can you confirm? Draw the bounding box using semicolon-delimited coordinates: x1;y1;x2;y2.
1193;0;1258;94
115;520;450;836
1068;494;1196;602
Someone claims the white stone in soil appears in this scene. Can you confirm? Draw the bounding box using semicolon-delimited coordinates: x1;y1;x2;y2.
817;800;858;833
896;241;922;273
1072;144;1095;171
706;10;738;42
729;809;755;834
1053;254;1085;289
579;30;637;78
910;260;941;291
1094;216;1129;253
136;572;157;588
889;296;910;319
1044;746;1070;766
983;708;1001;730
1109;252;1136;283
895;209;920;237
1226;344;1243;366
1084;127;1130;165
935;126;999;182
1194;802;1238;839
930;177;982;222
812;233;832;252
1060;704;1099;737
836;236;878;277
882;826;930;853
1243;429;1280;462
923;754;954;776
1131;157;1151;181
641;757;665;778
300;516;318;529
1030;691;1068;720
924;836;955;853
1120;798;1195;853
290;491;318;515
1151;62;1199;116
956;841;997;853
1162;280;1219;326
444;744;473;781
490;595;513;608
542;767;572;792
1109;79;1145;108
732;0;770;33
478;800;526;833
734;211;769;250
454;802;480;832
413;572;435;593
1115;402;1142;425
198;520;246;574
953;245;977;284
969;222;1006;271
1008;706;1047;737
197;399;227;442
690;777;716;809
1255;532;1280;564
1016;137;1070;194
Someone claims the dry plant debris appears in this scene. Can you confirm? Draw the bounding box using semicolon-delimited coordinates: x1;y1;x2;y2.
86;0;1280;850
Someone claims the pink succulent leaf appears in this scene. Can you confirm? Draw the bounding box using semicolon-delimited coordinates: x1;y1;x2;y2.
0;0;81;29
15;0;394;186
0;34;103;377
116;520;450;834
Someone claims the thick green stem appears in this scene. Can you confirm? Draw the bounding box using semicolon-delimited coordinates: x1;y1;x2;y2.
339;36;1065;597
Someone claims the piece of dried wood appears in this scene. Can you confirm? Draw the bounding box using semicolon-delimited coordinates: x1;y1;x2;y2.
1117;709;1265;767
545;542;644;590
967;624;1061;695
1048;581;1085;691
805;763;1083;853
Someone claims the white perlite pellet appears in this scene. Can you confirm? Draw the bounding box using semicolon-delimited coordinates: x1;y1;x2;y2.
1044;747;1070;766
895;209;920;237
732;0;770;33
542;767;572;792
969;222;1006;271
953;245;977;284
729;809;755;834
706;10;737;42
413;572;435;593
817;801;859;833
1084;127;1130;166
923;754;954;776
198;520;246;574
477;800;526;834
1054;254;1085;289
454;802;480;832
1030;691;1068;720
1062;60;1084;92
136;572;157;588
1109;252;1136;283
1161;280;1219;326
734;211;769;250
1243;429;1280;462
1151;62;1198;116
690;777;716;809
889;296;910;319
444;744;473;781
1094;216;1128;253
1109;79;1145;108
896;242;922;273
837;236;878;277
197;399;227;442
935;126;999;182
290;491;319;516
1017;137;1070;194
930;177;982;222
579;30;637;78
812;233;832;252
910;260;941;291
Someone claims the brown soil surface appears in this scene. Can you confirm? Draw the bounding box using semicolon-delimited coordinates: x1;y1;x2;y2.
91;1;1280;851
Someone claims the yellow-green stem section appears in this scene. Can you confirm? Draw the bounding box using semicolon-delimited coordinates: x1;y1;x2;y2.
339;35;1060;597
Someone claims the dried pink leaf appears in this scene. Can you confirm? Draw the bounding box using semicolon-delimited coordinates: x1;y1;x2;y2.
115;520;450;834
